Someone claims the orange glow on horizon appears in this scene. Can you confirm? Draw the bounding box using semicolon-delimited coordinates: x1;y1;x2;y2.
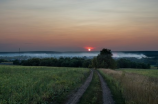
85;47;94;51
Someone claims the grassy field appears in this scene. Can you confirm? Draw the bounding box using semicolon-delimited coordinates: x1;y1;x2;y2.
151;65;158;69
99;69;158;104
99;70;125;104
0;65;90;104
78;71;102;104
120;69;158;78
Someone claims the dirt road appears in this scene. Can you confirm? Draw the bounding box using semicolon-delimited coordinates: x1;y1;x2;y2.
65;69;115;104
97;71;115;104
65;69;93;104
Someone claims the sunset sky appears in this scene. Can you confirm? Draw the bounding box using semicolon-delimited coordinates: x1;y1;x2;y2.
0;0;158;51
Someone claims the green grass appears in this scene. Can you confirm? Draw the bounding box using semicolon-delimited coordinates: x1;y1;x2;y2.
98;69;125;104
151;65;158;69
120;69;158;78
100;69;158;104
78;71;102;104
0;65;90;104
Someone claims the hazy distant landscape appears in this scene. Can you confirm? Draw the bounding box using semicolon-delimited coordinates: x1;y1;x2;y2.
0;51;156;59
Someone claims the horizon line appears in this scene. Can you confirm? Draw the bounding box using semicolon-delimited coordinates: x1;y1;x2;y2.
0;50;158;53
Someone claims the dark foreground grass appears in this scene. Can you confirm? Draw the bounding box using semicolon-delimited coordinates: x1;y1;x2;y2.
78;71;102;104
99;70;125;104
0;65;90;104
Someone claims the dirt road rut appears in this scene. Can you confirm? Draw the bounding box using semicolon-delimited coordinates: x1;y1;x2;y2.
97;71;115;104
65;69;93;104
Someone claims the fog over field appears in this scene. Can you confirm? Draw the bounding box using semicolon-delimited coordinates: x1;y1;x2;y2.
0;51;148;59
112;52;147;59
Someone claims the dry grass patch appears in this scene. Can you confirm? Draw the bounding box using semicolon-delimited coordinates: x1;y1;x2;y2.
99;69;158;104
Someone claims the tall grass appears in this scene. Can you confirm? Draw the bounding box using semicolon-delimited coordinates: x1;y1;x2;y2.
120;69;158;78
99;69;158;104
0;65;90;104
99;70;125;104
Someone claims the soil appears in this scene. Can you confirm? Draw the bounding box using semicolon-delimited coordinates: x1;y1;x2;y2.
97;71;115;104
65;69;115;104
65;69;93;104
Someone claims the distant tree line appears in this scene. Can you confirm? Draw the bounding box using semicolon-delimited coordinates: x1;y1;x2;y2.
13;57;91;68
12;48;151;69
117;58;150;69
0;59;8;63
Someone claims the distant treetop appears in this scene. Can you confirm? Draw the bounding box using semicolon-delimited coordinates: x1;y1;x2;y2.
99;48;112;56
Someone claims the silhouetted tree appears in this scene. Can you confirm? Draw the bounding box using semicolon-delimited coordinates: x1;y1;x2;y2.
92;48;117;69
92;57;98;69
97;49;116;69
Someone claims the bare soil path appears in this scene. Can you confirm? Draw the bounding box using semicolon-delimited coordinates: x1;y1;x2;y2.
97;71;115;104
65;69;93;104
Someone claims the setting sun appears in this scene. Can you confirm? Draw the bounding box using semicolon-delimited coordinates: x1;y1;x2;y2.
85;47;94;51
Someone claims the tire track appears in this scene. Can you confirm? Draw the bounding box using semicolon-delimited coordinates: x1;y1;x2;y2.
65;69;93;104
97;71;115;104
